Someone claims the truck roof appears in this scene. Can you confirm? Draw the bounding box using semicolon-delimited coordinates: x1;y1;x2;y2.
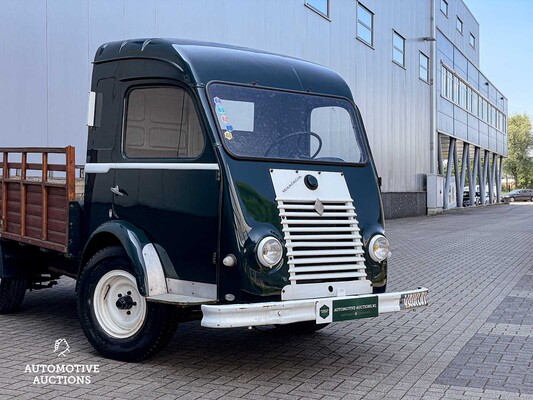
94;38;353;100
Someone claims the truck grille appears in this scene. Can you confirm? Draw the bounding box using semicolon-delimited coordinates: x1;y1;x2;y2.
277;199;367;284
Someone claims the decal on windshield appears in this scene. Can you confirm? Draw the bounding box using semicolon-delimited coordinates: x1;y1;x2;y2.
224;131;233;140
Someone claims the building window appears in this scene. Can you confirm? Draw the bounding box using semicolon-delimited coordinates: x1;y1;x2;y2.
440;64;506;133
419;52;429;82
124;87;205;159
357;3;374;47
392;31;405;67
469;33;476;48
440;0;448;16
456;17;463;34
305;0;329;18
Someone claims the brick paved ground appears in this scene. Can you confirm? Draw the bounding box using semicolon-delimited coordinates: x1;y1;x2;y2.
0;203;532;399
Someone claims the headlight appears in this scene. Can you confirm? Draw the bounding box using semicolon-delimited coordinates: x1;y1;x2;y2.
256;236;283;268
368;234;390;262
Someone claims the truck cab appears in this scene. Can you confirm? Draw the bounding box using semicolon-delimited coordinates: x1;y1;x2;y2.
0;38;427;361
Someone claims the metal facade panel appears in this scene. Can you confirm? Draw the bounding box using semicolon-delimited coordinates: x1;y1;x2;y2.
0;2;48;147
0;0;505;190
46;0;90;157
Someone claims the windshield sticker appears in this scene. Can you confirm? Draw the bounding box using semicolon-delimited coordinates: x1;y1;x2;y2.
226;124;234;132
216;106;225;113
221;115;229;123
214;97;221;105
224;131;233;140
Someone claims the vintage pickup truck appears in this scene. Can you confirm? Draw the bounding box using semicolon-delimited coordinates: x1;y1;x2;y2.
0;38;428;361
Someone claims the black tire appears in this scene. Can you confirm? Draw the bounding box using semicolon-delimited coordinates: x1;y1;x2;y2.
0;277;27;314
373;285;386;294
77;246;178;362
509;197;515;203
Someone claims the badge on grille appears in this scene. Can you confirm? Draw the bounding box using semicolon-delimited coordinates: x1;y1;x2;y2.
314;199;325;216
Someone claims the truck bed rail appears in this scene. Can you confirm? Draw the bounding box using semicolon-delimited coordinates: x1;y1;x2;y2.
0;147;76;253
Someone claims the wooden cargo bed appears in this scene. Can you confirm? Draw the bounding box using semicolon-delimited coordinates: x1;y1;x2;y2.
0;147;84;253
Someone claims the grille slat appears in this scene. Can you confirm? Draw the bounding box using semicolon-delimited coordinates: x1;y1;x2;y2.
287;249;364;257
286;241;361;248
288;271;367;282
278;197;368;285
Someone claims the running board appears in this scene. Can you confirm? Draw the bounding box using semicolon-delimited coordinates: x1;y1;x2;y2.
147;293;216;306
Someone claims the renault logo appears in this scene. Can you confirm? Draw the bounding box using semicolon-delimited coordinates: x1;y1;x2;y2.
314;199;325;216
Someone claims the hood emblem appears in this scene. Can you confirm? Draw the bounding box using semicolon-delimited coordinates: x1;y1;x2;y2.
314;199;325;216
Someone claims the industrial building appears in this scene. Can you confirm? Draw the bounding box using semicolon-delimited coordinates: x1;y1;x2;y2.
0;0;507;218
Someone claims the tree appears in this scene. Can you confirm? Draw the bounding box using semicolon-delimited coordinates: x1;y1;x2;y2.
504;114;533;188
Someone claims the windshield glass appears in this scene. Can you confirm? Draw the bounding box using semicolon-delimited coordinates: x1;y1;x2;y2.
208;83;367;164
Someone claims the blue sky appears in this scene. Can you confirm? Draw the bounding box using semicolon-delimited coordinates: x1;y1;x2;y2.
465;0;533;116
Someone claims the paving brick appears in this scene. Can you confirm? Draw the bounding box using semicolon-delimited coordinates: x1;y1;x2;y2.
0;204;532;399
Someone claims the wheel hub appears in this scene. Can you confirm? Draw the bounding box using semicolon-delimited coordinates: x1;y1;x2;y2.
115;295;136;310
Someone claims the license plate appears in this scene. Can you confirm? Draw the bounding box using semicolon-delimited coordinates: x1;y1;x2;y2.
316;296;378;323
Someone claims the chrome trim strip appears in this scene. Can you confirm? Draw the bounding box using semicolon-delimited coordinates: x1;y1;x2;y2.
85;163;220;174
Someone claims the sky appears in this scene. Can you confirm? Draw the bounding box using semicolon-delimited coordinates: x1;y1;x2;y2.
465;0;533;116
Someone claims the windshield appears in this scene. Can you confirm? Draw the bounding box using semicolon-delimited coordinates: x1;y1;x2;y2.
208;83;367;164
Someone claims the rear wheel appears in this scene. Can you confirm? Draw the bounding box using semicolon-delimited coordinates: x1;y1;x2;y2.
0;277;27;313
78;246;178;361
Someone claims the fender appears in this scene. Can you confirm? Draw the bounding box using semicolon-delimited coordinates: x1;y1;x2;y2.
78;221;167;297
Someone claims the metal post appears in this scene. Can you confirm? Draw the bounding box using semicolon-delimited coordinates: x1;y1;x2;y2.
453;139;460;207
443;138;455;210
472;147;479;206
459;142;469;207
497;156;503;202
489;153;497;204
479;150;489;205
437;134;444;175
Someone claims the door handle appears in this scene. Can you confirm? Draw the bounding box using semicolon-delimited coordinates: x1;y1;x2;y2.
110;185;127;196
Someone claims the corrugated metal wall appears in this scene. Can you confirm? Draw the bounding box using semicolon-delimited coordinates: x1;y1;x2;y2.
0;0;503;195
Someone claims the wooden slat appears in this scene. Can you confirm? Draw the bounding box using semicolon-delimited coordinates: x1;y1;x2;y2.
0;231;66;252
0;146;75;253
42;152;48;242
2;163;66;172
66;146;76;202
1;152;7;231
0;147;70;154
21;152;27;236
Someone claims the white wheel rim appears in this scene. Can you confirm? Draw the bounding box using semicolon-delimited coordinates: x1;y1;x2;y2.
93;270;147;339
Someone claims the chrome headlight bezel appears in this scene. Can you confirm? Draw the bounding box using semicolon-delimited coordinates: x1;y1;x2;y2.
368;234;390;262
256;236;283;268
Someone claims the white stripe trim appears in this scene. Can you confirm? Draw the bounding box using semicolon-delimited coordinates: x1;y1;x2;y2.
84;162;219;174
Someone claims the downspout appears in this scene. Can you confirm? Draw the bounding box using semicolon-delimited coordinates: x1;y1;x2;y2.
429;0;437;175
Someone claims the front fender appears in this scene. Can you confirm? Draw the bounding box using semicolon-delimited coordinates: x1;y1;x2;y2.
78;221;167;297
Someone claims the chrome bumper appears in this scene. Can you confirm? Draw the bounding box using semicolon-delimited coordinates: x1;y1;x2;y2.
201;287;428;328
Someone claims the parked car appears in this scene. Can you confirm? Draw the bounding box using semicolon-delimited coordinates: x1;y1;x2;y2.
503;189;533;202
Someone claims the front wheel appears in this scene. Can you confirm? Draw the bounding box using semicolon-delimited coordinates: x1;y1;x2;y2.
0;277;27;313
509;197;515;203
78;246;178;361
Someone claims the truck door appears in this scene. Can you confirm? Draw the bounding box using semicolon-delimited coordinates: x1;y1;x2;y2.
112;81;220;285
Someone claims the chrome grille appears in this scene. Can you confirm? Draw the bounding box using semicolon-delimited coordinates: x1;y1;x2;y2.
278;199;368;284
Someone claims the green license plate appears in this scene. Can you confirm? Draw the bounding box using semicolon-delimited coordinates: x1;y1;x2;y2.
331;296;378;321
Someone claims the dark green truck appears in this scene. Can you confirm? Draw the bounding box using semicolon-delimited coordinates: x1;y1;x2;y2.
0;39;427;361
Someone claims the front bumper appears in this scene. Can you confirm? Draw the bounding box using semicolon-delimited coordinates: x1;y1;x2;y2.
201;287;428;328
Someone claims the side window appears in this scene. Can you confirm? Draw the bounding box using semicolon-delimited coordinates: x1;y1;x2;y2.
124;87;205;159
